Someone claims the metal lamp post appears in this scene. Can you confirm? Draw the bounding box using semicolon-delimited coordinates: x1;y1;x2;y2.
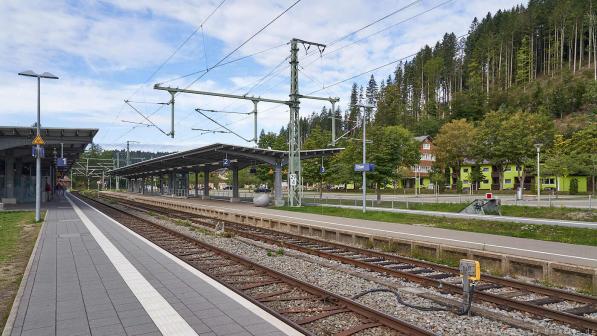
356;103;374;213
535;143;543;205
18;70;59;222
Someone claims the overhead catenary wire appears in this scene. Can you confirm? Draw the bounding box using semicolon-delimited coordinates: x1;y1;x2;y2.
122;100;170;105
242;55;291;95
326;0;421;48
180;113;253;141
306;33;469;96
121;120;153;126
306;0;455;68
194;109;253;142
258;31;468;122
157;0;302;137
122;0;454;143
181;0;302;91
124;100;169;135
126;0;227;102
196;108;253;115
157;42;288;85
105;0;227;141
252;0;453;98
157;0;442;141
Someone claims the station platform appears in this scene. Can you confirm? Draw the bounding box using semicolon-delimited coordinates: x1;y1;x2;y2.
5;194;298;336
108;193;597;269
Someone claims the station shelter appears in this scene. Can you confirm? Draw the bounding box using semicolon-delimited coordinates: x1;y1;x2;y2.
0;126;97;204
108;143;342;206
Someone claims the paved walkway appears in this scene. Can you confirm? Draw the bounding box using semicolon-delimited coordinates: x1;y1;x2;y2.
5;195;298;336
112;194;597;268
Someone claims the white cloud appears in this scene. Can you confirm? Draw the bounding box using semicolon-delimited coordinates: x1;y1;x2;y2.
0;0;525;148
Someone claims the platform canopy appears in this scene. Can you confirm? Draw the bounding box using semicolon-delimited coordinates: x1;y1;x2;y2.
0;126;98;172
1;126;98;203
108;143;343;178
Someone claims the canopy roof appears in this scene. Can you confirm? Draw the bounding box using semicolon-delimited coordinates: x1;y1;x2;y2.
0;126;98;172
109;143;343;178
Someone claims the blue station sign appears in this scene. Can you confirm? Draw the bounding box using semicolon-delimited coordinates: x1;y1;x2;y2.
354;163;375;172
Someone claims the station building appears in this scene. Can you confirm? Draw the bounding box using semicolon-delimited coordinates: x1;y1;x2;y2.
0;126;97;204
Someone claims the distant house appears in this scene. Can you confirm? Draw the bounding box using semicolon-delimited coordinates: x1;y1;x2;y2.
402;135;435;190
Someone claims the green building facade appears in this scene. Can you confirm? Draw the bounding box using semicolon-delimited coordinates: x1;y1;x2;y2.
451;163;588;192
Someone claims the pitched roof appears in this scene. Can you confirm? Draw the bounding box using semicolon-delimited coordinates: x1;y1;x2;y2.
414;135;431;142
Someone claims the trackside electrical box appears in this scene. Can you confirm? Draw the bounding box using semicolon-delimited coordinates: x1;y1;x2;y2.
459;259;480;281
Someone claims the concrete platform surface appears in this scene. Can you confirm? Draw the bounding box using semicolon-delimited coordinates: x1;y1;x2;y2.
5;194;299;336
117;194;597;268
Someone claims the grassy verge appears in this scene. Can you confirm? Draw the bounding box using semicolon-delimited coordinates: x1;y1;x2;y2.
278;206;597;246
308;198;467;212
304;197;596;222
500;205;597;222
0;211;42;330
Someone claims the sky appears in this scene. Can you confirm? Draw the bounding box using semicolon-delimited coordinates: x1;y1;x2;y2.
1;0;524;152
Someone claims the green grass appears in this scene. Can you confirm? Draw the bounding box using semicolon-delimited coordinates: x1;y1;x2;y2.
310;198;468;212
0;211;37;262
500;205;597;222
278;206;597;246
305;197;597;222
0;211;41;330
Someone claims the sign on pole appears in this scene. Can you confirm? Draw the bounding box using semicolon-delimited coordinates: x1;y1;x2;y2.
57;158;68;170
32;134;45;145
354;163;375;172
32;147;45;158
289;173;297;186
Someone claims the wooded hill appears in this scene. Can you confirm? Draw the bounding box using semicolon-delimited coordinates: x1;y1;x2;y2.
258;0;596;192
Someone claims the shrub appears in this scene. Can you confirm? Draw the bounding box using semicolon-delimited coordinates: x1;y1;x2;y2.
569;178;578;195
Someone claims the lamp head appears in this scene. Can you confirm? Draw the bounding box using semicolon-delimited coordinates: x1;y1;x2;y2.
18;70;59;79
18;70;38;77
40;72;59;79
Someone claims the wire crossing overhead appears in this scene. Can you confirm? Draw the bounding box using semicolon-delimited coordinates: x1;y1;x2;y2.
152;38;339;207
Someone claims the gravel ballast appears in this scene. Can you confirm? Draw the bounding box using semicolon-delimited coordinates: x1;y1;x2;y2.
114;201;593;336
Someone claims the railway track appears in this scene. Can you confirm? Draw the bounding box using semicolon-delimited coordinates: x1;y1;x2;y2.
101;194;597;333
74;193;434;336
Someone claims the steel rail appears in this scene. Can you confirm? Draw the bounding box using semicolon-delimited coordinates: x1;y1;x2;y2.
77;193;435;336
104;195;597;332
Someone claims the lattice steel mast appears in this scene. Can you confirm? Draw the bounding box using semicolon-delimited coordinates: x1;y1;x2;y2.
153;38;334;207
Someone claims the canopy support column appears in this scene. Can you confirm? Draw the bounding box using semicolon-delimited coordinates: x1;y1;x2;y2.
274;161;284;206
194;171;199;197
231;165;240;203
202;168;210;199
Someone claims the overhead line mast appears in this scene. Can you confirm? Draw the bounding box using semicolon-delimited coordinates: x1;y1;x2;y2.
153;38;339;207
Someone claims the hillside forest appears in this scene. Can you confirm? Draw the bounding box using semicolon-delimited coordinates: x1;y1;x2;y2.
79;0;597;194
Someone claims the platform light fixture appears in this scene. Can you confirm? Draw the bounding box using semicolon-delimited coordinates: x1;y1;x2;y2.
356;103;375;213
534;143;543;205
18;70;59;222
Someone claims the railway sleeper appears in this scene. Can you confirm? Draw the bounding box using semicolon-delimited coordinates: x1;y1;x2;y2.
564;304;597;316
525;297;565;306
